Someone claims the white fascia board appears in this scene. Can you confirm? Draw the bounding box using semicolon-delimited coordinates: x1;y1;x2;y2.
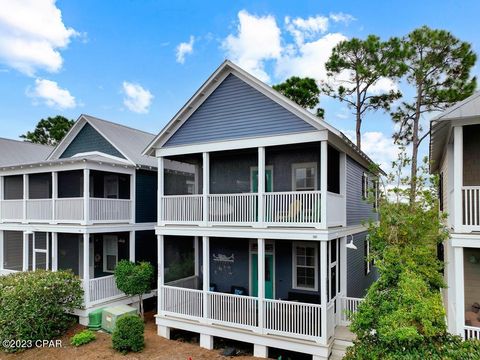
155;130;327;157
71;151;132;165
450;233;480;248
0;222;156;234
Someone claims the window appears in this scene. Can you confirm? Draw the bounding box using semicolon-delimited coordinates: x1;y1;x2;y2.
362;173;369;199
293;243;318;291
372;179;379;210
103;235;118;273
292;163;317;191
364;236;373;275
104;175;119;199
327;145;340;194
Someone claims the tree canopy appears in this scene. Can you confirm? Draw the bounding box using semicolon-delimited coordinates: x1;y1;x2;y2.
20;115;75;146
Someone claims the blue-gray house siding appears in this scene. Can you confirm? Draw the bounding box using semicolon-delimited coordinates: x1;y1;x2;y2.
347;231;377;298
135;170;157;223
346;156;378;226
60;123;125;159
164;74;316;147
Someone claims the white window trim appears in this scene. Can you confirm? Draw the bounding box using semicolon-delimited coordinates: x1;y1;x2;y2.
103;235;118;273
292;241;318;291
292;162;318;191
365;236;371;275
362;172;369;199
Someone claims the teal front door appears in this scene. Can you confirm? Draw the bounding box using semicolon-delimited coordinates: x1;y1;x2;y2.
251;254;274;299
251;168;273;193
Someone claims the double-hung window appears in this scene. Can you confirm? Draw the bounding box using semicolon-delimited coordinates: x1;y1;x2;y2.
292;163;317;191
103;235;118;273
293;242;318;291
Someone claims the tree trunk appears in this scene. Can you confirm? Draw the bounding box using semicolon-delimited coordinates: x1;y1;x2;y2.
409;84;423;205
356;78;362;149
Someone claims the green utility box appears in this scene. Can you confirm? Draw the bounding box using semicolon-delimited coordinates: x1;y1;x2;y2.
101;305;137;333
88;307;105;331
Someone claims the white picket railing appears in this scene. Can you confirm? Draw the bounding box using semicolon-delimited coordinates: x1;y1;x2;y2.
1;200;23;221
463;186;480;229
161;195;203;223
207;291;258;328
89;198;131;222
55;198;84;221
340;296;364;325
464;325;480;340
208;193;257;224
26;199;52;221
161;285;204;319
88;275;124;305
327;192;345;227
264;191;322;226
263;298;323;340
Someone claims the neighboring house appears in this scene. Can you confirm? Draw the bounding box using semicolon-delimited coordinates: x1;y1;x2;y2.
430;92;480;341
144;60;381;360
0;115;164;324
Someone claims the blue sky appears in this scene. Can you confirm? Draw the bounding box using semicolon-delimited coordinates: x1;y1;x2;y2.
0;0;479;170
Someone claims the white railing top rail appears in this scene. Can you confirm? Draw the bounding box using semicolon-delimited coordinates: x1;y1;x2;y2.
463;186;480;190
162;194;203;198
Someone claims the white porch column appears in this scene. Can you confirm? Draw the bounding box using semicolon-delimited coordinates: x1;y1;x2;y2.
454;246;465;336
257;238;265;332
257;147;266;226
340;236;347;299
157;235;164;315
83;233;90;306
130;172;136;224
202;236;210;320
83;169;90;225
51;172;57;224
51;232;58;271
320;141;328;229
23;174;28;223
340;152;347;227
0;175;4;223
22;231;29;271
158;157;164;225
194;236;200;277
202;153;210;226
129;231;135;262
320;240;328;344
0;230;4;271
453;126;463;232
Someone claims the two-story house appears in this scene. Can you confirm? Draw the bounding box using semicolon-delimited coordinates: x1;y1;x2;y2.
144;61;380;360
430;91;480;341
0;115;164;324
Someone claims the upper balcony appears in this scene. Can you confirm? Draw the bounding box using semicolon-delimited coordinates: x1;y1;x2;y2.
0;168;134;225
158;142;346;229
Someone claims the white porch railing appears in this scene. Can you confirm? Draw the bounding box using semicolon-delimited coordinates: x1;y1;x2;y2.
1;200;23;221
327;192;345;227
161;195;203;223
90;198;131;222
464;325;480;340
161;285;204;319
208;193;257;224
166;275;200;289
264;191;322;226
340;296;364;325
462;186;480;230
0;269;18;276
263;298;322;340
26;199;52;221
208;291;258;329
55;198;84;221
88;275;125;305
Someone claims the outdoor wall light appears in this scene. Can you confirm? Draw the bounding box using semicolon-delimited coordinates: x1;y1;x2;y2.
346;235;357;250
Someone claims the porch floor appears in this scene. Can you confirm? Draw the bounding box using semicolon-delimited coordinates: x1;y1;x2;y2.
334;325;355;342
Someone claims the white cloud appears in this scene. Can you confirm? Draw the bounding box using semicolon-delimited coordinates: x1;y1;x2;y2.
0;0;78;75
368;77;399;94
285;15;329;45
28;78;76;108
329;12;356;25
176;36;195;64
222;10;281;82
122;81;154;114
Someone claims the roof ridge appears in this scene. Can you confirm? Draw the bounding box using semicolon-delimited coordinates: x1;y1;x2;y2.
82;114;156;137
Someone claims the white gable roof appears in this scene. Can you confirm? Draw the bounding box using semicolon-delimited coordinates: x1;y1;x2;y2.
0;138;53;167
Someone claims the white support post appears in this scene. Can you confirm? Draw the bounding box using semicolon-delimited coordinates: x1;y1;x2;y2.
340;152;347;227
320;141;328;229
83;233;90;307
453;126;463;232
320;241;328;344
257;238;265;333
0;175;3;223
454;246;465;337
194;236;200;277
23;174;28;223
51;172;57;224
157;235;164;315
83;169;90;225
340;236;347;299
22;232;29;271
202;236;210;321
129;231;135;262
158;157;164;225
202;153;210;226
130;172;136;224
257;147;266;226
0;230;4;271
51;232;58;271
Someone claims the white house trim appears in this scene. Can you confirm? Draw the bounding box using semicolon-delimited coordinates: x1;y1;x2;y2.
292;241;319;291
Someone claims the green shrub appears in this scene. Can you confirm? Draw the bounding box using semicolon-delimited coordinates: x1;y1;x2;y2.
0;270;83;353
71;330;96;347
112;314;144;354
